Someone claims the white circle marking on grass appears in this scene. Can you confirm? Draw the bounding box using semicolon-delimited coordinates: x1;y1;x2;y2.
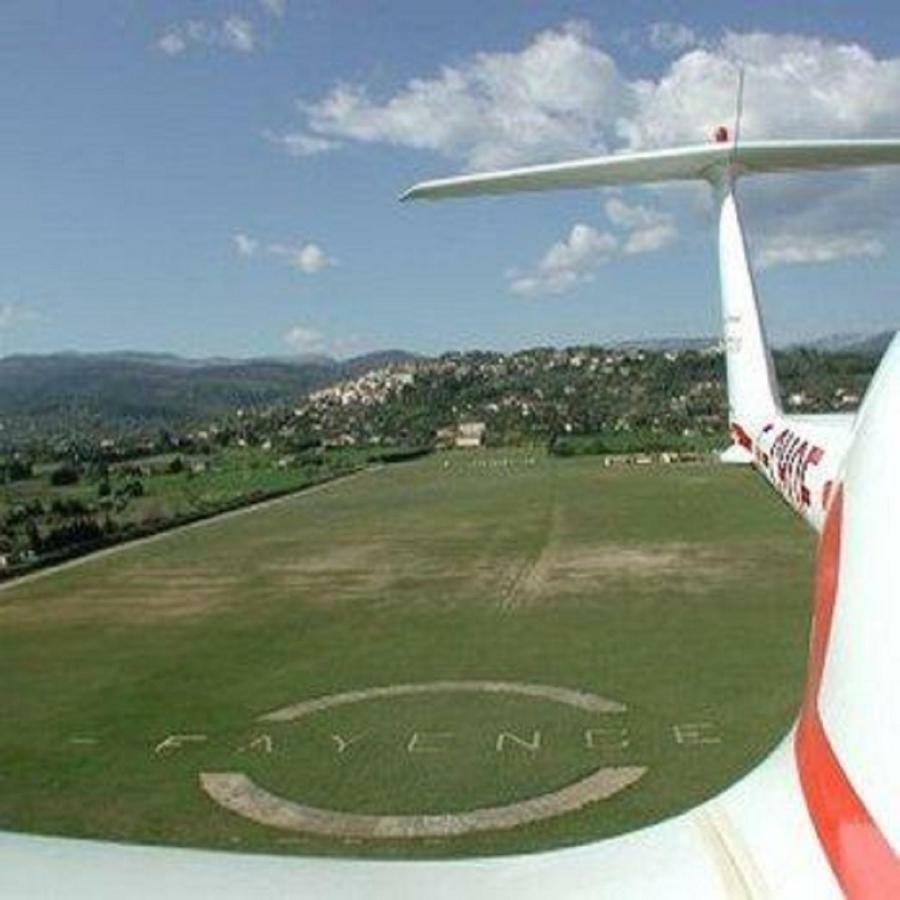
200;680;646;839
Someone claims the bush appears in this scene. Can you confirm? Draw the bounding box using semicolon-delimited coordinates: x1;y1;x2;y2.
1;458;33;482
40;517;104;553
50;497;89;518
49;465;80;486
369;445;434;464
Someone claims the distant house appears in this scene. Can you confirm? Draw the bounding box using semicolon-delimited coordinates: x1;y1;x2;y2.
324;433;357;448
456;422;486;449
435;426;457;449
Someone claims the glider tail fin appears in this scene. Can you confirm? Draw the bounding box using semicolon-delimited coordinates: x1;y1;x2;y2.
401;137;900;445
715;175;780;446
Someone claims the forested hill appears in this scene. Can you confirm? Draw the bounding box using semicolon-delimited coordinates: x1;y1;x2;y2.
0;351;417;444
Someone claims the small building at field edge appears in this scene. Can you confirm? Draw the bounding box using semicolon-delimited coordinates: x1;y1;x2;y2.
456;422;487;449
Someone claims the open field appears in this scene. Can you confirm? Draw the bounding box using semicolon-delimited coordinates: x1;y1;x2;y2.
0;451;815;858
0;446;378;577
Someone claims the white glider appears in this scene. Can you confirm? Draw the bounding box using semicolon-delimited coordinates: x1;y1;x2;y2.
4;136;900;897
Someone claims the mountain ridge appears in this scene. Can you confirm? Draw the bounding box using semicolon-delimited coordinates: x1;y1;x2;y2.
0;335;890;447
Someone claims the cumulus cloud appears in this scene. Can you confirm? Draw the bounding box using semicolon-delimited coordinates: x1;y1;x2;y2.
623;223;678;254
292;25;900;163
741;169;896;269
263;130;341;157
157;31;188;56
604;198;678;254
508;224;618;297
221;16;256;53
268;241;335;273
156;16;257;56
509;198;680;297
234;233;337;273
757;233;884;269
283;23;900;271
647;22;700;53
298;21;631;170
283;325;326;355
233;233;259;257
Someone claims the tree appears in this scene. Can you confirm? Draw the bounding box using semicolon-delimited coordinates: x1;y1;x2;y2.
1;458;33;482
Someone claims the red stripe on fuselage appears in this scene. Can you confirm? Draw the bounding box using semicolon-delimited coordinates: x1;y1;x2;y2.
795;488;900;895
732;423;753;451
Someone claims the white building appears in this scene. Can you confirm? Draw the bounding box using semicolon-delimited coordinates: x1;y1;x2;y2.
456;422;486;449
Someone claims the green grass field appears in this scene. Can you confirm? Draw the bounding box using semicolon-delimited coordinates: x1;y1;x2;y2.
2;447;369;527
0;451;815;858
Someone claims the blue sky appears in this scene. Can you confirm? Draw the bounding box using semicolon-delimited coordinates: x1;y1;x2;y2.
2;1;900;359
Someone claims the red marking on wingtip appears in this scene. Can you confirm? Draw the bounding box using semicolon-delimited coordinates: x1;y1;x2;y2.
795;487;900;896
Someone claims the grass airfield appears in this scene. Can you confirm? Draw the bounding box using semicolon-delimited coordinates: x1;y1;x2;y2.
0;451;815;858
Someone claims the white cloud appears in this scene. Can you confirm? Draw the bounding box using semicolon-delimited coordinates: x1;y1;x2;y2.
157;16;257;56
221;16;256;53
233;233;259;257
285;23;900;271
263;130;341;157
647;22;699;53
741;169;896;269
157;31;188;56
510;199;680;297
0;303;17;331
235;233;337;273
282;327;373;360
298;21;632;170
604;198;678;254
259;0;286;18
0;303;37;333
293;25;900;164
605;197;663;230
621;32;900;151
508;224;618;297
623;223;678;255
756;233;884;269
283;325;326;355
268;241;336;273
329;334;372;358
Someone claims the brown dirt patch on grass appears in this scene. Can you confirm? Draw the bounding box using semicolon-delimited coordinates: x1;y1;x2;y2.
501;540;738;611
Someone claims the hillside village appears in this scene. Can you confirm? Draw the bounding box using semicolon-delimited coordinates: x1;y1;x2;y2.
0;343;879;575
274;344;869;454
286;346;724;450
